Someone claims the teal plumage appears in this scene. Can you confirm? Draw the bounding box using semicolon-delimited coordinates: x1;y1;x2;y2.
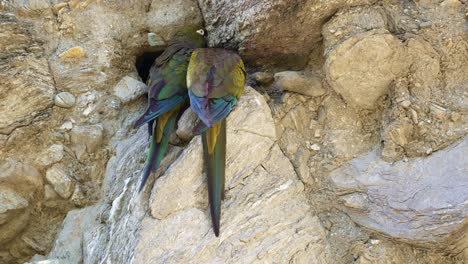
135;25;206;192
187;48;246;236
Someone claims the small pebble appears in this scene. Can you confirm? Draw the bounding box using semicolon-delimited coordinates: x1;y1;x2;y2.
310;144;321;151
395;97;405;103
309;120;318;130
82;105;95;117
54;92;76;108
60;121;73;131
314;129;322;138
410;109;418;124
445;39;454;48
450;112;461;122
419;127;427;135
252;72;274;85
44;184;59;201
431;104;448;120
52;2;68;13
59;46;86;59
400;100;411;108
419;21;433;28
148;32;166;46
68;0;81;8
71;185;86;206
36;144;65;167
322;219;333;230
113;76;147;104
274;71;325;97
440;0;462;8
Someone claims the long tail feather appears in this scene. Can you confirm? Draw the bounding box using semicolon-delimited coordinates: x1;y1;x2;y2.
138;108;180;192
202;119;226;236
147;120;154;138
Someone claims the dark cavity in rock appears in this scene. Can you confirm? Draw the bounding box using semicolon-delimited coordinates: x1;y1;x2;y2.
135;51;163;82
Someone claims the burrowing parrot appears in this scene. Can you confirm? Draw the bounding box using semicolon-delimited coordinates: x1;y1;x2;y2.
134;25;206;192
187;48;246;236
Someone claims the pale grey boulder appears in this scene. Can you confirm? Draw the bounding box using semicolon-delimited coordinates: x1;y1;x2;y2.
0;188;28;226
113;76;147;104
54;92;76;108
35;144;65;168
45;164;74;199
175;108;199;142
70;125;104;159
330;137;468;250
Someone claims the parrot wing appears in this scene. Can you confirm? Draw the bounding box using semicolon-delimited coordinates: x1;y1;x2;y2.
135;47;192;192
138;105;181;191
135;49;191;129
187;48;245;127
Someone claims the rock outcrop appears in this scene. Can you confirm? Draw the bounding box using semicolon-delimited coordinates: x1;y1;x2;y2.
0;0;204;262
199;0;378;69
35;88;328;264
330;137;468;251
1;0;467;263
325;29;407;109
0;13;55;135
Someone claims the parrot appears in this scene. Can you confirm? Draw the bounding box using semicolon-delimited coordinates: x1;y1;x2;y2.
186;48;246;236
134;25;206;192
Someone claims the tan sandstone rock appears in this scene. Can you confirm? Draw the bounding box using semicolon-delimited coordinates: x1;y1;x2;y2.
59;46;86;59
325;30;407;109
274;71;326;97
199;0;378;69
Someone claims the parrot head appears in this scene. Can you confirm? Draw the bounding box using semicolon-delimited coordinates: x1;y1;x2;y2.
171;24;206;47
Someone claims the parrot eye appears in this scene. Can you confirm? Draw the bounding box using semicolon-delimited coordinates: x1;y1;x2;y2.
196;29;205;36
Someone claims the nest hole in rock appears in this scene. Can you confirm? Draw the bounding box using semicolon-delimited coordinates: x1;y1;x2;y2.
135;50;163;82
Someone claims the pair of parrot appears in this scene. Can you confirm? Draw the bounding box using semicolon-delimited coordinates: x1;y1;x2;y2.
134;25;246;237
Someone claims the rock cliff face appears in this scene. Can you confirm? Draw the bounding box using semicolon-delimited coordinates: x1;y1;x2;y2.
1;0;467;263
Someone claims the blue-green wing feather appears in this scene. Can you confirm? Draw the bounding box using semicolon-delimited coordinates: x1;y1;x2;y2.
189;90;237;129
139;108;180;192
134;95;186;129
135;44;195;191
135;50;191;129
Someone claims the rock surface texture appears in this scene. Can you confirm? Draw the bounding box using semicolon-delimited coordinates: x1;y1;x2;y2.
199;0;378;69
325;29;407;109
1;0;467;264
30;87;328;264
330;138;468;249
